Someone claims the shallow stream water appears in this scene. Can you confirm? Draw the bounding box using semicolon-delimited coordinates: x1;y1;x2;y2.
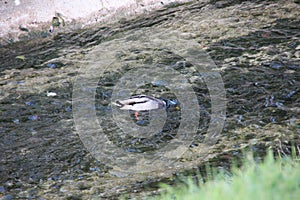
0;0;299;199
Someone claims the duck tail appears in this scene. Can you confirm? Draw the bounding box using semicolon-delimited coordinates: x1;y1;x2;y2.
111;101;123;107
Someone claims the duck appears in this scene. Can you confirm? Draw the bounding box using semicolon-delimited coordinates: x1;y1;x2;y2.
112;95;179;111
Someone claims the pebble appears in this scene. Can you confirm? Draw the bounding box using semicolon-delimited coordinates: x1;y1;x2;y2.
270;62;283;70
65;106;72;112
47;63;57;69
151;80;167;86
0;186;6;193
28;115;39;121
16;81;25;85
0;194;13;200
288;65;300;70
25;101;33;106
47;92;57;97
12;119;20;124
285;91;296;98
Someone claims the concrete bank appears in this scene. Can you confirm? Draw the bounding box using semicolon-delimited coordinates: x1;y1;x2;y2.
0;0;189;44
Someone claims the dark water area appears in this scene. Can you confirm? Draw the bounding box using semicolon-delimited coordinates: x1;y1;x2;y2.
0;0;299;199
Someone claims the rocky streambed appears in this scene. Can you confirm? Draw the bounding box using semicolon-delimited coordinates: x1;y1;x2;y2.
0;0;299;199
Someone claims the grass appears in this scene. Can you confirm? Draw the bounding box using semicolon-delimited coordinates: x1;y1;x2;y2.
153;150;300;200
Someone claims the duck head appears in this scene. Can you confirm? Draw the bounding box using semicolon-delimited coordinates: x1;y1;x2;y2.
164;99;180;110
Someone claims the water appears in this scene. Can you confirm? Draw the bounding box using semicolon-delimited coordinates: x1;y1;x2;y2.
0;0;299;199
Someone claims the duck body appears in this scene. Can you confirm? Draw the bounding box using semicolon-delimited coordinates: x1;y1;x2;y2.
113;95;167;111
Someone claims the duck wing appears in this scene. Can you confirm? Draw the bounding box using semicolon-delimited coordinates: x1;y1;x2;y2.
117;96;149;105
